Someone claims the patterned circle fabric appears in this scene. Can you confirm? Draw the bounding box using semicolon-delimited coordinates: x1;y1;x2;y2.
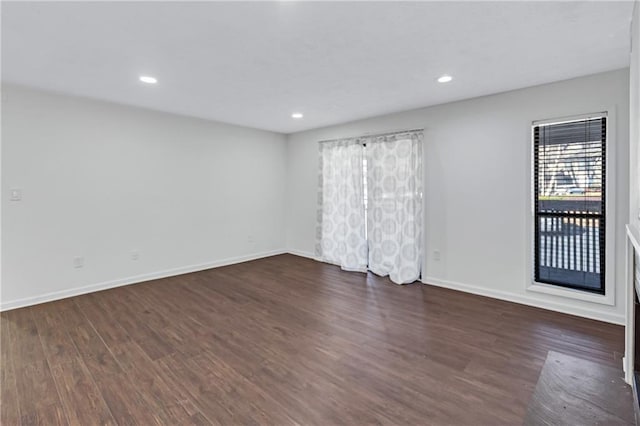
315;139;368;272
366;133;423;284
316;131;423;283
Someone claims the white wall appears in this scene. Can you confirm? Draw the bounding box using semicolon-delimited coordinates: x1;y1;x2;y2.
630;2;640;228
1;85;287;309
286;69;630;324
624;0;639;385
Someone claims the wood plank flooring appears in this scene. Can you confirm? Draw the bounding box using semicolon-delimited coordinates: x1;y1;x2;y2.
524;351;633;425
0;254;630;425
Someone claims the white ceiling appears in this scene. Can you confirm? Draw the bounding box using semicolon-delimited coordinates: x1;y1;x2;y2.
1;1;635;134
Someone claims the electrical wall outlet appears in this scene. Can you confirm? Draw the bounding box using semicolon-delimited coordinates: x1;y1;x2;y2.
73;256;84;268
131;250;140;261
433;250;441;261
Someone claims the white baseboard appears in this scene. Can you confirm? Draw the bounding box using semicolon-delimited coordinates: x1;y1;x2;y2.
3;251;623;326
286;249;317;260
0;249;286;312
422;276;625;325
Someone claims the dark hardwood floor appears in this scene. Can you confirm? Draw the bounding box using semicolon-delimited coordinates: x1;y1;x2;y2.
0;254;629;425
524;351;633;425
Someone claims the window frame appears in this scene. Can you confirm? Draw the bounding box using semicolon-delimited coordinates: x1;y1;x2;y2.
526;110;616;306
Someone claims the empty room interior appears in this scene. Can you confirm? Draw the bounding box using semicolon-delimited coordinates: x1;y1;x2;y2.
2;1;640;425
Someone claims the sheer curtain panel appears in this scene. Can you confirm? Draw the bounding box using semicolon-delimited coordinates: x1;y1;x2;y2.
315;140;368;272
366;131;423;284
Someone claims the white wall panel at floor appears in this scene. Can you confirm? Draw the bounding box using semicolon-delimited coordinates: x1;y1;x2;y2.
285;69;630;324
1;85;287;309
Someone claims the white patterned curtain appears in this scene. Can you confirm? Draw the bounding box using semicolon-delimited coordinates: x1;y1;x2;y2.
366;131;423;284
316;139;368;272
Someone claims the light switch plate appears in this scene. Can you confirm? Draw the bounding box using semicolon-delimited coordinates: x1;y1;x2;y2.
10;189;22;201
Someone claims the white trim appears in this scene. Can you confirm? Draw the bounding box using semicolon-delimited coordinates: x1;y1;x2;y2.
527;109;616;305
528;281;614;305
625;224;640;384
0;249;286;312
533;111;607;126
627;223;640;257
422;276;624;325
286;249;317;260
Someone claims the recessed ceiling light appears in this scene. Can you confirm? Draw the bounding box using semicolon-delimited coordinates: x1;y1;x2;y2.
291;112;304;119
437;75;453;83
139;75;158;84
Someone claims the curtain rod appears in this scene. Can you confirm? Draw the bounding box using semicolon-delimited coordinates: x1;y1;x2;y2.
318;128;424;144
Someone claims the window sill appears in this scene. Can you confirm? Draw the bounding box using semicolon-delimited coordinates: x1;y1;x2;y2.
527;281;614;306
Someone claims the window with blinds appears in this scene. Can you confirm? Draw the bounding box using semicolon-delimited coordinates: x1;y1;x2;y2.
533;115;606;294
